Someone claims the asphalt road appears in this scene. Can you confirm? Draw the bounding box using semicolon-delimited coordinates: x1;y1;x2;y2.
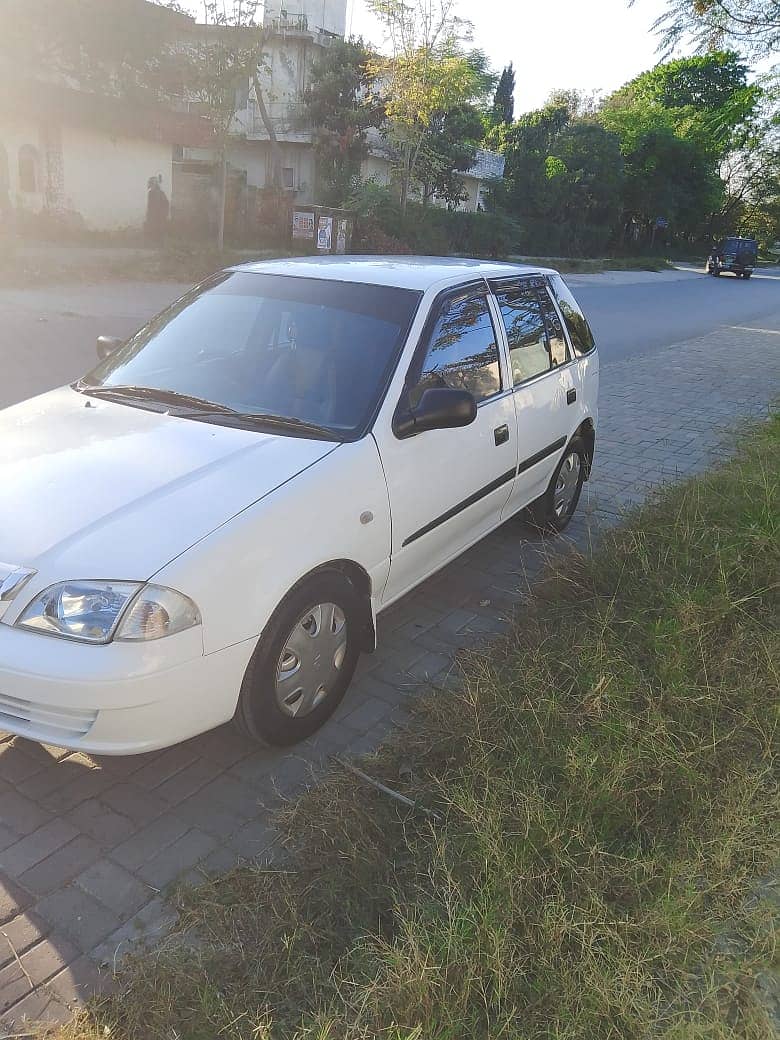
568;265;780;364
1;265;778;410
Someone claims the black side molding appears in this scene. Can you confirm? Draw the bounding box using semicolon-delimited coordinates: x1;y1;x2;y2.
402;467;516;546
516;436;566;475
401;436;568;547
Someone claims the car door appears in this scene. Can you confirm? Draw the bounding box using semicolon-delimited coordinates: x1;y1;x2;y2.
489;277;578;517
375;281;518;606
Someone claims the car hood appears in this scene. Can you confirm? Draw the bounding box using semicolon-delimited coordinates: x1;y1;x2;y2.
1;387;337;581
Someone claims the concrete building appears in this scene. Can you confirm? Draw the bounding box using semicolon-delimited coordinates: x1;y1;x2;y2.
210;0;504;213
0;0;503;235
0;80;213;232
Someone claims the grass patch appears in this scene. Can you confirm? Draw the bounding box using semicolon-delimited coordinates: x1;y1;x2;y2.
508;256;674;274
601;256;675;272
58;418;778;1040
0;241;294;287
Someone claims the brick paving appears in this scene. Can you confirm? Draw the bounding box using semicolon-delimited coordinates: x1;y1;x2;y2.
1;315;778;1030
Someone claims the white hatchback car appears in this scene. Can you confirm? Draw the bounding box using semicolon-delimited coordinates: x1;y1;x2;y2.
0;257;598;753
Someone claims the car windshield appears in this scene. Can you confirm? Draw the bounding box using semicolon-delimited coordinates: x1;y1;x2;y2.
80;272;422;440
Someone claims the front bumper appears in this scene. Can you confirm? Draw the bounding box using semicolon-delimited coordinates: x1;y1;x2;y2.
0;623;256;754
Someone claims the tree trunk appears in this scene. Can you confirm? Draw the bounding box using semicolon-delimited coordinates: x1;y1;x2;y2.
251;66;282;190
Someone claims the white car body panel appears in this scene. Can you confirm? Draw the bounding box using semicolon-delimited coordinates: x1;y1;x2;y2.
0;257;598;753
152;437;391;655
0;387;336;604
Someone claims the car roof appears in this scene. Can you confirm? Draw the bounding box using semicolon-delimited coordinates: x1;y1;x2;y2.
229;255;556;292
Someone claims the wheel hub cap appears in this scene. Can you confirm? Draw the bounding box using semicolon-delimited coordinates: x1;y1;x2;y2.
275;602;347;718
553;451;581;518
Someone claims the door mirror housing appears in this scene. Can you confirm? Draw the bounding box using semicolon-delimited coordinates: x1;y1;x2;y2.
393;386;478;439
96;335;124;361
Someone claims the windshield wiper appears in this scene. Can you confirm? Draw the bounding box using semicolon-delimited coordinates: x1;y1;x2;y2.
192;410;338;440
74;383;237;414
75;384;338;440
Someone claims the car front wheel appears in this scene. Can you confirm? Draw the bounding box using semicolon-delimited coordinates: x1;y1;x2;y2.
526;437;587;533
234;572;362;746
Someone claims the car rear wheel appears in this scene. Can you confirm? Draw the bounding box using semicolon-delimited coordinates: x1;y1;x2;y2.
234;573;362;746
525;437;586;533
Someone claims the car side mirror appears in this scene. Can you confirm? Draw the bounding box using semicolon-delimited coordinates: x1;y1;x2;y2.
393;386;477;439
96;335;124;361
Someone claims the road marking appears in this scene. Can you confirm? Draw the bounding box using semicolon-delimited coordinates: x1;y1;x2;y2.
727;326;780;336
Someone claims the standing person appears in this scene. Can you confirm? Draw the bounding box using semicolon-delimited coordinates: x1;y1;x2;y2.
145;174;169;245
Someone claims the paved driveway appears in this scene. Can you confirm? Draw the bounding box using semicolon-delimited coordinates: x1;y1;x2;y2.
1;275;779;1028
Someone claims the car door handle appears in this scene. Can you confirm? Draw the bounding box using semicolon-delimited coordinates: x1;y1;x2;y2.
566;388;577;405
494;424;509;446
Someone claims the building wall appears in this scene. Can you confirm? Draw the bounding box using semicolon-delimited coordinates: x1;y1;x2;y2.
227;139;316;203
0;117;172;229
232;32;320;139
61;125;172;229
360;153;485;213
0;117;48;213
360;155;393;187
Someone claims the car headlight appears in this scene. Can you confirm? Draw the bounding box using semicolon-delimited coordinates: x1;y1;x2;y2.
16;581;201;644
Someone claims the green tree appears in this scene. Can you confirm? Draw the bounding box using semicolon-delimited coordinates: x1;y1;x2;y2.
491;63;515;125
715;84;780;246
418;102;486;206
639;0;780;60
0;0;188;101
599;52;761;245
304;38;384;205
366;0;486;215
493;95;624;254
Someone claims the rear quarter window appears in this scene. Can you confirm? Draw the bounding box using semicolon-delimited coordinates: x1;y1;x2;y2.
549;273;596;356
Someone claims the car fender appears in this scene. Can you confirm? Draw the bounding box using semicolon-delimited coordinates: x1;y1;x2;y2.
150;437;392;656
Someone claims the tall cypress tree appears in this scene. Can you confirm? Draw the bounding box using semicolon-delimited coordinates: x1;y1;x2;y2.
492;63;515;125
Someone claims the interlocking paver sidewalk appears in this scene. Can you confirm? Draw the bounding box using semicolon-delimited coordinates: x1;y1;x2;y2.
1;316;778;1029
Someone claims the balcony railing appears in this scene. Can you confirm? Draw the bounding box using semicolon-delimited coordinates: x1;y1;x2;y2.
250;101;311;136
269;13;308;33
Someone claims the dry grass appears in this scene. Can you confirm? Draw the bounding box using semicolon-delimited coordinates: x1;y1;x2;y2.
53;416;779;1040
509;256;674;273
0;241;292;287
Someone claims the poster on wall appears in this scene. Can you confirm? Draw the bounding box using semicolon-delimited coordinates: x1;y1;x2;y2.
336;219;348;254
292;210;315;239
316;215;333;251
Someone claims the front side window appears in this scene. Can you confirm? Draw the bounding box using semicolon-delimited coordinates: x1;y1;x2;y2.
550;273;595;356
411;292;501;406
496;287;551;385
82;272;421;439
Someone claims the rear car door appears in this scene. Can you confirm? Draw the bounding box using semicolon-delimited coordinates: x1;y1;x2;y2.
489;276;578;516
375;282;518;605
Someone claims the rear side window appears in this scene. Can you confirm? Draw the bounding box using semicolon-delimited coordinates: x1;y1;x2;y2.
539;290;569;367
550;273;595;356
495;286;551;385
411;292;501;405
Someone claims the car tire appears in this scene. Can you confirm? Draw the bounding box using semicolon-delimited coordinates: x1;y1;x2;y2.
233;572;362;746
525;436;587;534
743;271;752;279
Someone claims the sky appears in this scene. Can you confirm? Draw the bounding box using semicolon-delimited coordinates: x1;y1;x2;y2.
344;0;671;113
